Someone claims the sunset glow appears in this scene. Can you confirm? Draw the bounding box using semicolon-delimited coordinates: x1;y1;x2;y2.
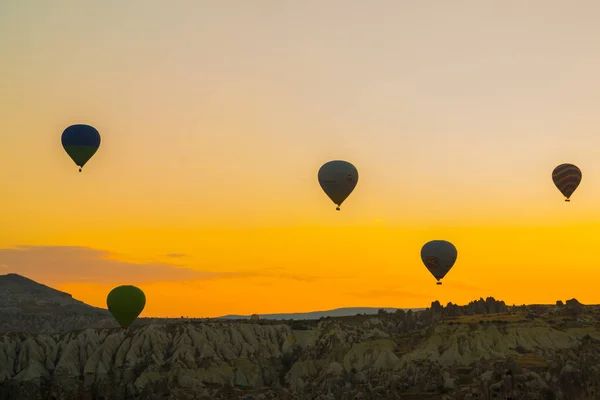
3;1;600;317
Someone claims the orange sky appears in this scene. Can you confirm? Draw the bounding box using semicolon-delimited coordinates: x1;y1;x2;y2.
2;1;600;317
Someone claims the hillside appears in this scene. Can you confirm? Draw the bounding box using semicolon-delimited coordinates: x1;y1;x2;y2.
2;296;600;399
0;273;116;333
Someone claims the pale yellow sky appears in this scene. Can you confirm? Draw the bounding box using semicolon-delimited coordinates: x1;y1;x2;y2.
2;1;600;317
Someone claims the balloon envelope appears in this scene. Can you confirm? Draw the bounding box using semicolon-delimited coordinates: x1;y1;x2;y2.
61;124;101;170
107;285;146;328
421;240;457;282
317;160;358;209
552;163;581;201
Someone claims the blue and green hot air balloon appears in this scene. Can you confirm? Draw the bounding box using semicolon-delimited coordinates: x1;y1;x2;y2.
61;124;101;172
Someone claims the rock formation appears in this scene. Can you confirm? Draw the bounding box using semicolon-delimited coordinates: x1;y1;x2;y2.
0;274;121;334
1;295;600;399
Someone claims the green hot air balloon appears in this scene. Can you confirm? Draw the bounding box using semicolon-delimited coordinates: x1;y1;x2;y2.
107;285;146;328
552;163;582;202
421;240;458;285
318;160;359;211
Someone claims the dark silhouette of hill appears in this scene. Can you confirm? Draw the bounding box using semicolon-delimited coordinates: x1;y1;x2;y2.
0;273;115;333
0;273;108;315
218;307;425;321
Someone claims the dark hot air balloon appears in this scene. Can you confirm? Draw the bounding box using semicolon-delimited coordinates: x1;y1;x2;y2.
107;285;146;328
421;240;457;285
61;124;101;172
552;163;582;202
318;160;358;210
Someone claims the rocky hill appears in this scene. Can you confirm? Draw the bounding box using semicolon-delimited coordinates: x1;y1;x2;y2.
0;273;101;312
0;273;117;333
2;296;600;399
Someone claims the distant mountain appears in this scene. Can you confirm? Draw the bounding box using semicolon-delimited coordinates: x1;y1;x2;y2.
0;273;427;334
0;273;116;333
218;306;425;320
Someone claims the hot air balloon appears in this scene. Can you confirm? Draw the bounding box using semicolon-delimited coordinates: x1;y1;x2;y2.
61;124;101;172
106;285;146;328
552;163;582;202
421;240;457;285
318;160;358;210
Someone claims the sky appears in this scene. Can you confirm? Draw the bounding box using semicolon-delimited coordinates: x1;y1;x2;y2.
2;1;600;318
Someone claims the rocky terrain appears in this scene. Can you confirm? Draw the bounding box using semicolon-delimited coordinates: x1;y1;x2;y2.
0;274;197;334
2;289;600;399
0;273;117;334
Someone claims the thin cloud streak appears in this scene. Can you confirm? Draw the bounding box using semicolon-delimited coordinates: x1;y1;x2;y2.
204;267;350;283
0;245;346;286
347;287;433;300
0;246;235;285
447;281;490;291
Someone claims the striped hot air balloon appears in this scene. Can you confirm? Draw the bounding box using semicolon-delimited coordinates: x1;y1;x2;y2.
61;124;101;172
552;163;582;202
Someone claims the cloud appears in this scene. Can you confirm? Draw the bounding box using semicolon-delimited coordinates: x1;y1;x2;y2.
446;281;489;291
256;266;351;283
268;273;331;283
165;253;186;258
201;266;349;283
0;246;240;285
348;287;432;300
0;246;346;287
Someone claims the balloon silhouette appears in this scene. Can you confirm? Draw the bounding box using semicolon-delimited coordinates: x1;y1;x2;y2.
318;160;359;210
421;240;458;285
61;124;101;172
107;285;146;328
552;163;582;202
